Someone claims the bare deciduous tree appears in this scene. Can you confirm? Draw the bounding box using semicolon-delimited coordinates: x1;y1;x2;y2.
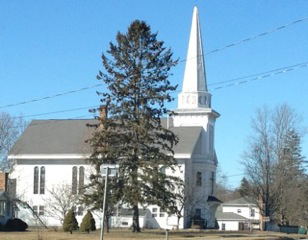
215;167;241;203
0;112;27;170
44;184;79;224
241;104;307;227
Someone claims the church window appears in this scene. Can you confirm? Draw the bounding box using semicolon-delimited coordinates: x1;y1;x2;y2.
33;167;39;194
209;125;214;153
72;166;78;194
72;166;85;194
33;206;38;215
39;206;44;216
34;166;45;194
0;201;5;216
210;171;215;195
196;172;202;186
79;166;85;193
40;167;45;194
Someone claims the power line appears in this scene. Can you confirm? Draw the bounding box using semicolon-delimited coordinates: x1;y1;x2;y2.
209;62;308;92
0;84;103;110
208;62;308;87
9;114;95;129
204;16;308;56
2;61;307;121
179;16;308;63
0;106;98;120
2;17;307;110
169;61;308;93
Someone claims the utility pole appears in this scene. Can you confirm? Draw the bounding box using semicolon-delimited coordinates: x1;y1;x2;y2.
100;166;109;240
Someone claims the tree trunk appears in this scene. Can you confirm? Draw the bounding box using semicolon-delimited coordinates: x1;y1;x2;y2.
132;205;141;232
105;214;110;233
177;216;180;230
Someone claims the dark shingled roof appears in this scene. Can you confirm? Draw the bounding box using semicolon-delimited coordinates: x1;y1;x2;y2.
207;195;222;203
119;208;148;216
9;119;202;156
215;205;247;221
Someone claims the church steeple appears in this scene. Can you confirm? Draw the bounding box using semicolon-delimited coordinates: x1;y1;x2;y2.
178;6;211;110
183;6;207;92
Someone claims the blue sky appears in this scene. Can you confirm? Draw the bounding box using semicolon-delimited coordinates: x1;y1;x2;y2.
1;1;308;188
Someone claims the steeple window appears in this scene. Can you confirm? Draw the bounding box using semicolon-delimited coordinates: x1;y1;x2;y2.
196;172;202;186
209;125;214;153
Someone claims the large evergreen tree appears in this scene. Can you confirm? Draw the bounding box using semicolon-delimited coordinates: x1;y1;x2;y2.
86;20;179;232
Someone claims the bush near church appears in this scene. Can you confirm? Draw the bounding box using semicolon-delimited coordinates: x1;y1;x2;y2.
63;209;78;234
5;218;28;231
80;210;96;233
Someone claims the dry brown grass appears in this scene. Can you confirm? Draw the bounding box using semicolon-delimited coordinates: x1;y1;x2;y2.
0;229;305;240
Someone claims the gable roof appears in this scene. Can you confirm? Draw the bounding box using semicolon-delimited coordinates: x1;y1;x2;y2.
216;211;248;221
9;119;202;157
215;205;247;221
223;197;256;206
0;191;11;201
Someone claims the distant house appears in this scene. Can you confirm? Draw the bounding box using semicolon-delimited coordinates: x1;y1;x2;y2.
0;173;13;226
215;197;260;231
110;209;152;228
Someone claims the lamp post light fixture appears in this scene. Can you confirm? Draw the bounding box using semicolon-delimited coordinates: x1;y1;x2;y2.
99;165;118;240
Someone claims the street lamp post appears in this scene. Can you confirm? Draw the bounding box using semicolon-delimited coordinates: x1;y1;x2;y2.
100;166;109;240
99;165;118;240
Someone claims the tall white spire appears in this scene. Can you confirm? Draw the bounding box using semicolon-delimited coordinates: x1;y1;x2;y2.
183;6;207;92
178;6;211;110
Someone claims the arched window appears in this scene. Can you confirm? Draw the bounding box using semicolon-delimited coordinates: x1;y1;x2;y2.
72;166;78;194
40;167;45;194
33;167;39;194
196;172;202;186
210;171;215;195
79;166;85;193
160;166;166;175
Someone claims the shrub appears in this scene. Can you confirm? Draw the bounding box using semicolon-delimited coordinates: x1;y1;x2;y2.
63;208;78;234
5;218;28;231
80;210;96;233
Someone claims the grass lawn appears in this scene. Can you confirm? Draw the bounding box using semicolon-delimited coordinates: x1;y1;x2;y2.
0;229;306;240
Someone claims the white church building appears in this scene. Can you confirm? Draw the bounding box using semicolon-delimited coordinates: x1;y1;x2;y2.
7;6;220;229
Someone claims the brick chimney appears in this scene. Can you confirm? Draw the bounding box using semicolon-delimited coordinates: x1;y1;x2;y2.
0;172;8;192
99;105;108;119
